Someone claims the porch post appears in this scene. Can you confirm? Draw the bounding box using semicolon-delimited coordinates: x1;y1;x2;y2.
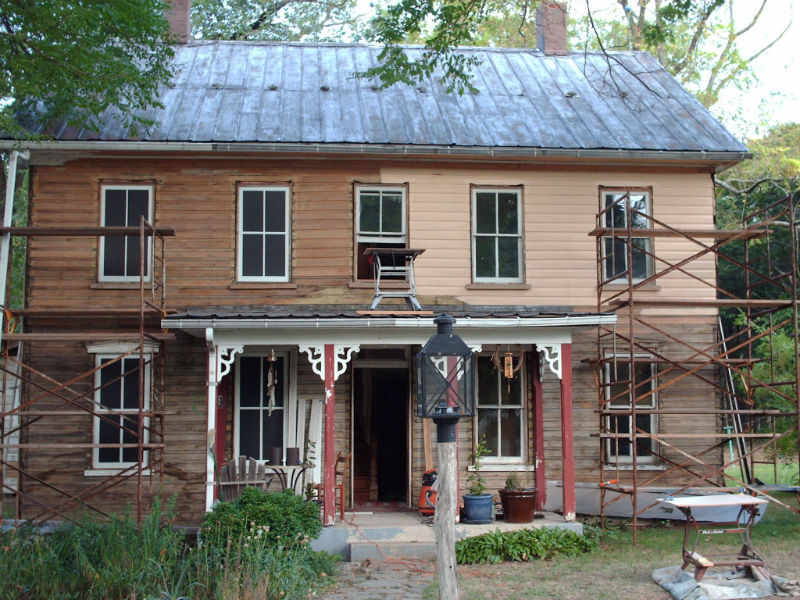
560;343;575;521
205;331;218;512
532;349;546;511
323;344;336;526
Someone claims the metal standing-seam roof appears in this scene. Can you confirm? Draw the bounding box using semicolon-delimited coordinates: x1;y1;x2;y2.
33;42;747;155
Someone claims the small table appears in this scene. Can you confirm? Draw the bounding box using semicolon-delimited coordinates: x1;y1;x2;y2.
267;464;307;492
364;247;425;310
660;494;769;582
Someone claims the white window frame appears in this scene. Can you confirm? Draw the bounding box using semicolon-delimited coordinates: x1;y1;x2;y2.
233;351;297;462
474;354;525;465
90;352;151;470
471;188;523;283
601;189;653;283
99;185;154;283
355;186;407;246
603;355;658;464
237;185;291;282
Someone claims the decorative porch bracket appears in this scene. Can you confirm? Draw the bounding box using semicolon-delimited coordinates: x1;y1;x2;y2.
538;344;562;380
298;344;359;526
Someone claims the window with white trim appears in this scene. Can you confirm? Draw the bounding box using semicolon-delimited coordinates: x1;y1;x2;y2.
93;355;150;468
238;186;291;281
235;355;287;460
604;357;657;463
100;185;152;281
355;186;407;279
476;355;524;463
472;189;523;282
601;189;653;282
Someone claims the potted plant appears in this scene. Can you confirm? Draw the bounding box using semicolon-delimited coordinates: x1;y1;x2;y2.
462;436;494;523
498;473;537;523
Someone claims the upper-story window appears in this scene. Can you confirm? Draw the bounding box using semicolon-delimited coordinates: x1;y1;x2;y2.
99;185;152;282
472;189;523;283
238;186;291;282
355;186;407;279
601;189;653;282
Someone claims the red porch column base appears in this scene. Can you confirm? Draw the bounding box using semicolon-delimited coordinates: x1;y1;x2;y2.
323;344;336;526
560;343;575;521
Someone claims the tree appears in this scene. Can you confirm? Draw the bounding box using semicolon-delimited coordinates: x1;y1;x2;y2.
362;0;788;107
191;0;357;42
0;1;174;139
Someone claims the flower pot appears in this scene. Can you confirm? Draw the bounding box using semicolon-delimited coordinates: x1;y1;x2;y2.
267;446;283;465
498;488;537;523
462;493;494;524
286;447;300;465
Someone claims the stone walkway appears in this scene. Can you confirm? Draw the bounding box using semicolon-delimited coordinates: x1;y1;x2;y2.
318;559;436;600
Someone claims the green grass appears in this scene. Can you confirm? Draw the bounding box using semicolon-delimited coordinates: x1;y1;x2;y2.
725;461;800;486
425;493;800;600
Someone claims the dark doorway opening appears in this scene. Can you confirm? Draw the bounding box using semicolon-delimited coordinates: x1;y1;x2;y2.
353;368;408;505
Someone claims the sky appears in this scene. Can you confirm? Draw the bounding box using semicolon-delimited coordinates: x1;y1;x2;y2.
354;0;799;141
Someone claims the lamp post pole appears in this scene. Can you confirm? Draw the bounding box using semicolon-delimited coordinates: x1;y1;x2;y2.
434;418;459;599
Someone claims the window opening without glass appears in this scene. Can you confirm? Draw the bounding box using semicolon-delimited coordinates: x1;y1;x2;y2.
356;187;407;279
472;189;523;282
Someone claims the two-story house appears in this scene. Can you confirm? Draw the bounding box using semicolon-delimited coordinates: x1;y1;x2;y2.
0;1;754;528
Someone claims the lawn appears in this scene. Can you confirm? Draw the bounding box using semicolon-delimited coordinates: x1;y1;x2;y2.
441;492;800;600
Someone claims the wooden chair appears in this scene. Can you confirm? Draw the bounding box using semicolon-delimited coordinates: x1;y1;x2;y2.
217;456;273;502
315;452;351;521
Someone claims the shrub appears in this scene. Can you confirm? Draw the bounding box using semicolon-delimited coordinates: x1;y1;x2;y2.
201;487;322;551
455;527;599;564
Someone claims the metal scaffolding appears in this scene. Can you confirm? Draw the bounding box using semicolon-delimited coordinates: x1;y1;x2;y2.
0;202;175;526
590;191;800;542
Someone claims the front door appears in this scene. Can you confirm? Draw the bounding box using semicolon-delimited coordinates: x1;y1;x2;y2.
352;367;409;506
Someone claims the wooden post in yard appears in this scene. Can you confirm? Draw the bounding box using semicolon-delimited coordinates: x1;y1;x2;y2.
434;423;458;599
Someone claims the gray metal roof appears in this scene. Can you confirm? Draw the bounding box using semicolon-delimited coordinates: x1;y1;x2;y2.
36;42;746;154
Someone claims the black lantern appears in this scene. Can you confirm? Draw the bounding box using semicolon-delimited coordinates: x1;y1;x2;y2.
415;314;475;442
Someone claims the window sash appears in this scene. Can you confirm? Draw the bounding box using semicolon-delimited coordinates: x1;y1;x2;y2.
472;189;523;282
99;185;153;282
92;355;150;468
601;190;653;282
355;187;407;242
237;186;291;282
475;356;524;462
234;354;288;462
604;357;657;462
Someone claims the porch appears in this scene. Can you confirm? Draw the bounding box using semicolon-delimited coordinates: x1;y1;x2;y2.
311;508;582;561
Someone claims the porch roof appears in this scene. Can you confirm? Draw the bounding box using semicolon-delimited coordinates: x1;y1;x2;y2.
162;304;616;347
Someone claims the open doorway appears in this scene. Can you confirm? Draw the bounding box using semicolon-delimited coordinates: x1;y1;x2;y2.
352;367;409;506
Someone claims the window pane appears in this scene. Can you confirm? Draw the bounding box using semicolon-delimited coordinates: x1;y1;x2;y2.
122;358;140;410
497;193;518;234
103;237;125;277
99;418;121;463
499;370;521;406
604;193;627;228
242;191;264;233
603;237;627;280
104;191;126;226
263;234;286;277
127;191;149;226
264;191;286;233
261;411;283;457
609;415;630;457
268;358;285;407
381;193;403;233
240;410;260;459
100;359;121;410
635;414;653;456
475;193;496;234
499;408;521;457
122;415;140;463
359;194;380;232
239;357;261;407
629;194;649;229
477;357;496;406
631;238;651;279
125;235;142;277
241;234;263;277
475;237;496;278
497;237;520;279
478;409;499;456
634;363;655;407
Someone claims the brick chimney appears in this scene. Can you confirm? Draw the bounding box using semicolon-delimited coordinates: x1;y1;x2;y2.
165;0;191;44
536;1;568;55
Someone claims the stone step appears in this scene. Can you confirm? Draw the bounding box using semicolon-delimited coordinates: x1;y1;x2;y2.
350;540;437;561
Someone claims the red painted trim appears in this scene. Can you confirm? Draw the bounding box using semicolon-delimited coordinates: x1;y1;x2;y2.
323;344;336;526
533;350;546;511
560;343;575;520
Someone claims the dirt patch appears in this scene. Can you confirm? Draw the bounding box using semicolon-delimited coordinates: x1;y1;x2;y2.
318;559;436;600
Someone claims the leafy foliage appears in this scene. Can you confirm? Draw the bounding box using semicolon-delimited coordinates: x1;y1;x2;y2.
454;526;599;564
201;487;322;551
0;1;174;138
191;0;356;41
466;435;489;495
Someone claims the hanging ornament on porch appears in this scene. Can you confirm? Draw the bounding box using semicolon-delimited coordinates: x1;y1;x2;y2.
492;347;523;392
266;349;278;416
